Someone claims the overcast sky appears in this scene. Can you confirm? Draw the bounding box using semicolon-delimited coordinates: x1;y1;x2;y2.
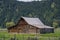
17;0;41;2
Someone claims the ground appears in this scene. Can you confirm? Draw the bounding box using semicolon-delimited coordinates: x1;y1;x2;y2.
0;28;60;40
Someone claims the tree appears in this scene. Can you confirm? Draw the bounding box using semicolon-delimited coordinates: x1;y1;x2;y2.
6;21;15;28
53;20;59;28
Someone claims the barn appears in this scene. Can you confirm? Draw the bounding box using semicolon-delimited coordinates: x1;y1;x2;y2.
8;17;54;34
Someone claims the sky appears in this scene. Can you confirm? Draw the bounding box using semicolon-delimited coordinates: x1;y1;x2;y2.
17;0;41;2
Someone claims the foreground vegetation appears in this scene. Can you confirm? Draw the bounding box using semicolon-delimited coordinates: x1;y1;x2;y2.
0;28;60;40
0;28;60;37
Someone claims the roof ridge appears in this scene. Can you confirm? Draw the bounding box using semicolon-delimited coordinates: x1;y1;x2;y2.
21;16;39;19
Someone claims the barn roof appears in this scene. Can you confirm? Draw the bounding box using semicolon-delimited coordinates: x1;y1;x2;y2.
8;17;54;29
21;17;54;28
22;17;44;26
32;25;53;28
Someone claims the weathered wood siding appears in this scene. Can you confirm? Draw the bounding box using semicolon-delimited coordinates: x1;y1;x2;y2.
8;18;40;33
40;28;54;34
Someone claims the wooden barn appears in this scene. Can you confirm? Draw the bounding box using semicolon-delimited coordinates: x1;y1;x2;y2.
8;17;54;34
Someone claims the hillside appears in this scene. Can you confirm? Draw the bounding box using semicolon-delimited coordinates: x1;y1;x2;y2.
0;0;60;28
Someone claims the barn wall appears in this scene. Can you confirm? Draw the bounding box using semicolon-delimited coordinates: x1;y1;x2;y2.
17;18;40;33
17;25;40;34
40;28;54;34
8;18;40;34
9;28;18;33
28;26;36;33
26;25;40;34
9;25;40;34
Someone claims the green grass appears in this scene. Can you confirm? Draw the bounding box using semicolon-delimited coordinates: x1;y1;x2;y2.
0;28;60;37
0;28;60;40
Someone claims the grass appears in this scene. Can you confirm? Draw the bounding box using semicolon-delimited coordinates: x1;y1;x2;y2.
40;28;60;37
0;28;60;40
0;28;60;37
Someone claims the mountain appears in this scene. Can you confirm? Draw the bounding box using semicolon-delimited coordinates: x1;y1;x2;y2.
0;0;60;28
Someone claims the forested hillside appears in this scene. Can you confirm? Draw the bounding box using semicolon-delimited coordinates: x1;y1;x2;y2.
0;0;60;28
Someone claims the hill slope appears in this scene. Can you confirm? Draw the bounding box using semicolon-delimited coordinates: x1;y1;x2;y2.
0;0;60;28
